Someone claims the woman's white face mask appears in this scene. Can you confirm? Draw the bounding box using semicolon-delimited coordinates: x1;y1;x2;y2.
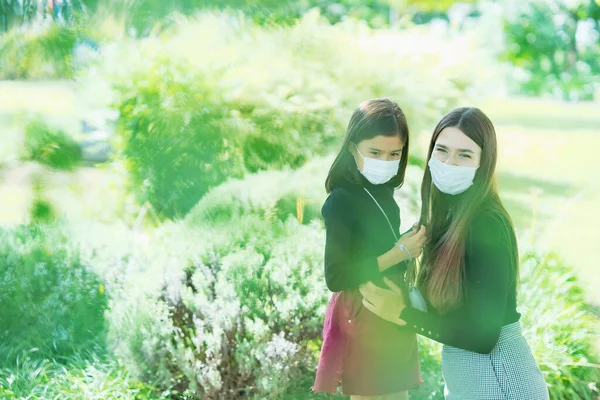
428;157;478;195
429;127;482;195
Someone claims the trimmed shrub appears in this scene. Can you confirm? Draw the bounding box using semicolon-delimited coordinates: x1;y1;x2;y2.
186;157;332;226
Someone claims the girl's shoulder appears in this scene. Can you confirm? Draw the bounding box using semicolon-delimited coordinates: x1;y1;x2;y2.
322;186;357;218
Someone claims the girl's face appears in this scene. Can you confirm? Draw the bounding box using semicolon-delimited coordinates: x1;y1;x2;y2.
432;127;481;168
350;135;404;171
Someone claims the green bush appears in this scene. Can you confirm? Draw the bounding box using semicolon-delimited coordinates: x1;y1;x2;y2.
110;59;246;219
0;224;107;366
23;117;82;170
0;24;79;80
107;215;329;399
99;11;483;219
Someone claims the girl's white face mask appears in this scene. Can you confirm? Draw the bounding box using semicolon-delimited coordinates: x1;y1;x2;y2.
428;156;478;195
354;144;399;185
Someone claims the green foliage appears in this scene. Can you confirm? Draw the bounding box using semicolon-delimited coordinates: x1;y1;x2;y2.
0;0;37;31
519;247;600;399
111;59;246;219
23;117;82;170
503;0;600;100
30;174;58;223
0;24;79;80
409;339;445;399
0;224;107;366
101;11;480;219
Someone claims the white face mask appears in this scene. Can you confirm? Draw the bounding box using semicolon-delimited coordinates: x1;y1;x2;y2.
353;144;400;185
428;156;478;195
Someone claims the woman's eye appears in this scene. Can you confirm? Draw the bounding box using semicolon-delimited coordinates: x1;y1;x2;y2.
370;152;380;156
460;154;472;159
436;148;447;153
391;153;400;157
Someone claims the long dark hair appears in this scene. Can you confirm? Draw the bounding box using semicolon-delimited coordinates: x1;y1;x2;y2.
410;107;518;314
325;98;410;193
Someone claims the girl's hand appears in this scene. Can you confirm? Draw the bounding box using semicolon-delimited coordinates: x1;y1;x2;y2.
396;224;427;261
359;278;407;326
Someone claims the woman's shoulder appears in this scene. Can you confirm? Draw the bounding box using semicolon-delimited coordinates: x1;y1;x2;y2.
470;206;515;246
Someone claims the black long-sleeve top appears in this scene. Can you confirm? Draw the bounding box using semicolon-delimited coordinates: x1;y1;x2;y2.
400;208;521;354
322;180;407;292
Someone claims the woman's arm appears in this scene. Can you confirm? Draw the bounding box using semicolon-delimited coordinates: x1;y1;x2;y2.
400;212;514;353
361;212;515;354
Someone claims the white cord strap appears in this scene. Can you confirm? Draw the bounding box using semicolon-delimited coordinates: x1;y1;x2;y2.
397;243;413;262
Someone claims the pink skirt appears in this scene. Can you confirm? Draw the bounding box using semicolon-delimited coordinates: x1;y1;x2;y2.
313;288;422;396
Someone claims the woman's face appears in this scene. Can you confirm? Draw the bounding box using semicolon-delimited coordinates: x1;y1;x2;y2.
432;127;481;168
350;135;404;171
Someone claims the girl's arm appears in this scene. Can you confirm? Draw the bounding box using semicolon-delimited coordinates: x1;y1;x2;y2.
323;190;410;292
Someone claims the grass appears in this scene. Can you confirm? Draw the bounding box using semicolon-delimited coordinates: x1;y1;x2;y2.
0;350;155;399
484;97;600;307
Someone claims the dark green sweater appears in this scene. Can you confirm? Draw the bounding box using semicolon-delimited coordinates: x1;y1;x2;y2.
400;209;521;354
322;179;408;292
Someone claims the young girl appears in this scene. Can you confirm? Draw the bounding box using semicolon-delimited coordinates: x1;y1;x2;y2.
359;107;549;399
313;98;427;400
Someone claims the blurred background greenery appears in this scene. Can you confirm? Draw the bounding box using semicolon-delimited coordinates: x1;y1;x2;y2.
0;0;599;399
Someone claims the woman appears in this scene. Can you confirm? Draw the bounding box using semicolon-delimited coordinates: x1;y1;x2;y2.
360;107;549;399
313;98;427;399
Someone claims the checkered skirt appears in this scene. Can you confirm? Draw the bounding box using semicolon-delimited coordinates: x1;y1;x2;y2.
441;321;549;400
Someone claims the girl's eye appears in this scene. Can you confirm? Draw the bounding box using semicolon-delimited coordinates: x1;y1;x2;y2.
391;153;400;157
370;152;380;156
436;148;447;153
460;154;472;159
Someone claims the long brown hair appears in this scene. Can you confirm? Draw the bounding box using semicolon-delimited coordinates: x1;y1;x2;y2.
411;107;517;314
325;98;409;193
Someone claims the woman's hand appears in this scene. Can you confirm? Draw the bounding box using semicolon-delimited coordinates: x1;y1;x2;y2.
359;278;408;326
